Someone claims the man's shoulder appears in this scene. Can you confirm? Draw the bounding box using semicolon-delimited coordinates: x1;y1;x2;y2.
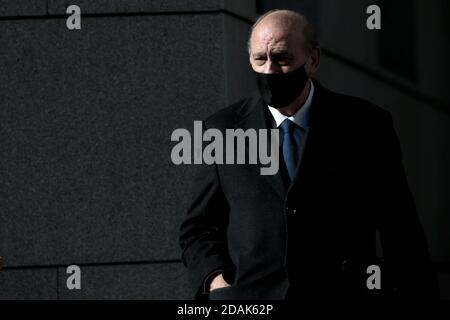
204;93;259;128
319;83;391;124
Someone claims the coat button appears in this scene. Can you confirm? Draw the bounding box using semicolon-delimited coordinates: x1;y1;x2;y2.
285;207;297;214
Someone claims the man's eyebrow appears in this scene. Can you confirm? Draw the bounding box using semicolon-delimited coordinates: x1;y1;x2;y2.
270;50;292;57
252;52;267;58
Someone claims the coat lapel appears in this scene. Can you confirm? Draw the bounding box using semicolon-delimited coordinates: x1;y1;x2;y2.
234;94;288;201
289;126;311;189
288;80;336;193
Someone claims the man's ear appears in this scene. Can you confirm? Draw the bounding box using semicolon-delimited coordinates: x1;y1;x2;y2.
309;46;321;75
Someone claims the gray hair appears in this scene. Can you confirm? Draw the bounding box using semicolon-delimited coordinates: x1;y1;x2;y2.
248;9;319;55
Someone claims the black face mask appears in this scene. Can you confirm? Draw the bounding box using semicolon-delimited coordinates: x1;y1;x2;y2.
256;62;309;109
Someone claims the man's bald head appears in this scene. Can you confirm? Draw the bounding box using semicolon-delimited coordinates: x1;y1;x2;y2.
248;10;318;55
248;9;320;75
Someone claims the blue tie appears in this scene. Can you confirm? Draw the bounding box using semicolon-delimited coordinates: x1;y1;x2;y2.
280;119;299;181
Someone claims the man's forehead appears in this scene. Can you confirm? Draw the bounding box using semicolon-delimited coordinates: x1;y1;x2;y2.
251;31;297;54
251;45;290;56
251;23;302;52
255;26;289;42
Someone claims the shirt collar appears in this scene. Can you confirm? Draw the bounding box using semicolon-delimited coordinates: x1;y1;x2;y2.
268;80;314;129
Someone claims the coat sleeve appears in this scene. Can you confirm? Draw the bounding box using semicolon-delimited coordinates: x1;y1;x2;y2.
178;121;233;300
373;111;439;299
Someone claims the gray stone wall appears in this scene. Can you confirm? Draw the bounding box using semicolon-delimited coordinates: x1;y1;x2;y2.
0;0;256;299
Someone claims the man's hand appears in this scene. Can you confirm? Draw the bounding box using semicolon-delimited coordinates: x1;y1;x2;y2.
209;273;230;292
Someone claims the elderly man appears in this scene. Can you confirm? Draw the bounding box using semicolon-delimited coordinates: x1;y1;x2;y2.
179;10;438;300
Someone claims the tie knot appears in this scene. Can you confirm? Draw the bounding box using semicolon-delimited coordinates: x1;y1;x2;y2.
280;119;296;134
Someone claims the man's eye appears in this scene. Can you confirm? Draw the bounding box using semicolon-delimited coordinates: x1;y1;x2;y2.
254;58;266;65
275;58;291;66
